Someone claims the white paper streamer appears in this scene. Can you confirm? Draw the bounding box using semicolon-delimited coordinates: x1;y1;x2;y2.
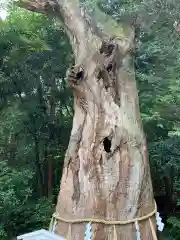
84;222;92;240
52;219;57;234
156;212;164;232
135;220;141;240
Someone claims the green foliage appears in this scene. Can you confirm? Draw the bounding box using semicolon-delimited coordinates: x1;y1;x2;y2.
149;136;180;194
165;217;180;240
0;161;32;239
0;7;73;239
11;198;54;236
0;162;53;239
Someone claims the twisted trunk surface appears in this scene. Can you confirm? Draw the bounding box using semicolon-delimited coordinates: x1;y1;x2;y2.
17;0;155;239
55;37;155;240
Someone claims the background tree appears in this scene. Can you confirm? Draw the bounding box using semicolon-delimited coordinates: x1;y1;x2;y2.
0;7;73;239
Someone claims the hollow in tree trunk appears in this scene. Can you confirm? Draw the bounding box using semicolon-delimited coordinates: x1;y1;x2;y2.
18;0;155;239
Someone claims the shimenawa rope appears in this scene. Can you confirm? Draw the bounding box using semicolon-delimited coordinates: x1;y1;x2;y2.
49;200;158;240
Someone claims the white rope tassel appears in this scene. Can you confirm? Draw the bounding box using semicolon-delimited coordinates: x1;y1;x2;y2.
135;220;141;240
113;225;117;240
52;219;57;234
49;217;54;232
149;218;158;240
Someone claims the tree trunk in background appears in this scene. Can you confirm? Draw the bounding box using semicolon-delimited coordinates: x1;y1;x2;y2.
34;134;44;197
18;0;155;239
47;79;56;198
164;175;174;217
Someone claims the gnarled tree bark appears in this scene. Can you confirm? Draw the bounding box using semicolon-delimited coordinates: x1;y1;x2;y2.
17;0;155;239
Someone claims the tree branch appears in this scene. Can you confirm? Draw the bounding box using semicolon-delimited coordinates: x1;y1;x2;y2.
16;0;101;62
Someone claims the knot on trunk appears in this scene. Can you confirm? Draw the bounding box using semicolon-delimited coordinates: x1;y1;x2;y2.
67;65;85;87
99;40;115;57
67;38;125;111
97;39;123;104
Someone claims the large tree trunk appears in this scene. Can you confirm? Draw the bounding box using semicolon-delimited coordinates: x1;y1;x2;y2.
18;0;155;239
55;40;155;240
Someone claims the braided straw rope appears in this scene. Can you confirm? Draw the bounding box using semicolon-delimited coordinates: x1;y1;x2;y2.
50;200;157;225
49;200;158;239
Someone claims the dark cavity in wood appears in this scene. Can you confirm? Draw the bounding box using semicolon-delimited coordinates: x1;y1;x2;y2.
103;137;111;152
